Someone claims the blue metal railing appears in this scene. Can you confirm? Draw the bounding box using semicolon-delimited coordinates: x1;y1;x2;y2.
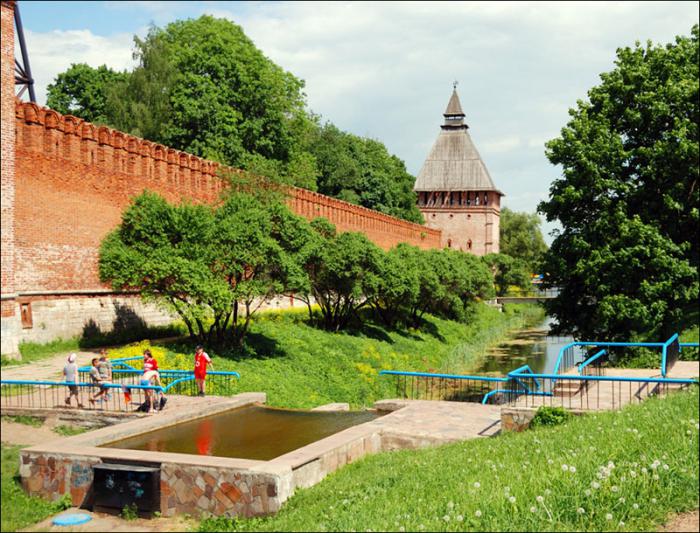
578;348;607;375
661;333;680;378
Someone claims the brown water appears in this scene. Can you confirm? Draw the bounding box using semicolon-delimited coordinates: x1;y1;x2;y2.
474;317;577;375
101;405;379;460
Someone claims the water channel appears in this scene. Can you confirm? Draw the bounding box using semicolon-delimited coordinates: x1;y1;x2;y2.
473;316;581;376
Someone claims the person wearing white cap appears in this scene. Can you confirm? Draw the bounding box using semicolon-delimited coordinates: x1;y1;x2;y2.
63;353;83;408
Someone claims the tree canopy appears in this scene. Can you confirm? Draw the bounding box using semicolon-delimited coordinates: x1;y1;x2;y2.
499;207;548;272
538;25;699;341
46;15;422;224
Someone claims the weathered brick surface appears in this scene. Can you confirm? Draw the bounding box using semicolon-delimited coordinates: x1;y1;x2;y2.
1;93;442;353
1;1;19;356
419;195;500;255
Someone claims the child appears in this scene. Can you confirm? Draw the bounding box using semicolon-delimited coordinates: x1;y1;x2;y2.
97;349;113;402
194;345;214;397
63;353;83;408
88;357;106;405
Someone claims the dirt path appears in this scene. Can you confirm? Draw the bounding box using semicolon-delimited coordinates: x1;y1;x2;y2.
23;512;194;532
1;419;65;446
659;509;700;532
1;351;101;382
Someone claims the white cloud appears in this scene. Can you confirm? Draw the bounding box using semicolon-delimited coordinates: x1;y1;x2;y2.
482;136;522;154
24;29;138;105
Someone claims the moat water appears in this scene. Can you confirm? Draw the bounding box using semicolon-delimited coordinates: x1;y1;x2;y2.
474;316;580;375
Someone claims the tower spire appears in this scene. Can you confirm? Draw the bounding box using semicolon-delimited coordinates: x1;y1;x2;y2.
443;85;467;129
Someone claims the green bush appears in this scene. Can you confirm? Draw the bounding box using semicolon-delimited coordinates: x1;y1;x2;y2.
530;406;572;428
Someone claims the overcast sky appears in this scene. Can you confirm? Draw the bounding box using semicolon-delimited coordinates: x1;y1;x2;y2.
17;1;700;242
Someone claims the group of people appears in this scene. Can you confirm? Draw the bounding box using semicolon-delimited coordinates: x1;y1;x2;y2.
62;344;215;411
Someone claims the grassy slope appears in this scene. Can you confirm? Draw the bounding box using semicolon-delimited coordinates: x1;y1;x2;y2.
107;303;545;409
201;388;700;532
1;445;70;532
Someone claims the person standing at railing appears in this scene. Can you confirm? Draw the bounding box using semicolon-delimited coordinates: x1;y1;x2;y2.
194;345;214;397
97;350;113;402
88;358;107;406
139;369;164;413
63;353;84;408
143;349;159;373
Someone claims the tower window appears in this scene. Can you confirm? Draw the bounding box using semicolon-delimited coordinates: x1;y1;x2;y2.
484;193;488;205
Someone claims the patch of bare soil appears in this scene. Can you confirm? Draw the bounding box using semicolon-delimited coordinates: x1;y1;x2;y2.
659;509;700;532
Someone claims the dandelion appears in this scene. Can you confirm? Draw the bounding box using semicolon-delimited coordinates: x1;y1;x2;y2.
544;489;551;496
577;508;585;514
547;459;554;465
447;501;454;509
399;528;405;532
653;474;659;481
632;428;638;434
475;510;482;518
663;464;669;471
536;496;544;503
619;497;626;504
619;521;625;527
687;429;692;435
630;471;637;478
608;461;615;469
584;489;591;497
611;486;619;493
509;496;516;504
591;481;601;490
456;515;464;523
640;468;647;475
562;464;569;472
473;482;480;488
504;486;511;494
633;503;639;510
606;513;613;521
443;515;450;522
530;506;537;513
569;466;577;473
651;498;657;504
620;476;627;482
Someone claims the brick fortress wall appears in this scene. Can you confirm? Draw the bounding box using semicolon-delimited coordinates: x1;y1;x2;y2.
1;1;19;355
3;99;441;353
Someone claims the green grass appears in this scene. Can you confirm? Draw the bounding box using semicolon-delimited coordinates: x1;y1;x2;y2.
107;303;545;409
1;338;80;367
200;388;700;532
1;445;71;532
52;425;89;437
2;415;43;428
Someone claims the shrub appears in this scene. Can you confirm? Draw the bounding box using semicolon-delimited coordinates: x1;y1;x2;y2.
530;406;573;428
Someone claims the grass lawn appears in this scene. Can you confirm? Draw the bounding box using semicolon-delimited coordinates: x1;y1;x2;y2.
106;303;545;408
200;387;700;532
1;445;71;532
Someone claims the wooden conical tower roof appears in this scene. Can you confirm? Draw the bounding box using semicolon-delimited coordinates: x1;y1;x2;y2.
414;88;501;194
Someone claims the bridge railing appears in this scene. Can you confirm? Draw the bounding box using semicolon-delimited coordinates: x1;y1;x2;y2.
0;380;164;413
378;370;509;403
502;371;698;411
77;368;240;396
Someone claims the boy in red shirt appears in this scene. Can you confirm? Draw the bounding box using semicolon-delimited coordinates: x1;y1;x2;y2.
194;345;214;397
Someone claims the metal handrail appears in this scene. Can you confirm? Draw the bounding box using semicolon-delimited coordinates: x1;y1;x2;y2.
378;370;508;383
661;333;680;378
78;368;240;378
578;348;607;375
508;364;542;390
481;388;552;405
0;379;164;392
506;372;698;385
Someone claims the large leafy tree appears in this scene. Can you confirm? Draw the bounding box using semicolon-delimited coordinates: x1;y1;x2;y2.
539;25;699;341
99;191;309;345
499;207;548;272
483;253;531;297
46;63;128;123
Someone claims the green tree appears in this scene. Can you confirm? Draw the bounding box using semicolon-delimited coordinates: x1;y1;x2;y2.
99;191;310;345
46;63;128;123
483;253;532;297
373;244;421;327
499;207;548;272
305;123;423;223
297;221;383;331
539;25;699;341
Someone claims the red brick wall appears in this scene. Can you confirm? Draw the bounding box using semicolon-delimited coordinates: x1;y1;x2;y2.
12;101;441;294
1;1;18;355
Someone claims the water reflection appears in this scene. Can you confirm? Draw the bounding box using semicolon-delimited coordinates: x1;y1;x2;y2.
474;317;577;375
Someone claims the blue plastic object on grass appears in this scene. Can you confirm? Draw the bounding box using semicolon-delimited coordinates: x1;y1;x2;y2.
52;513;92;526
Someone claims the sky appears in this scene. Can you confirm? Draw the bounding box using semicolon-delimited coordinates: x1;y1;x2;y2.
16;1;700;242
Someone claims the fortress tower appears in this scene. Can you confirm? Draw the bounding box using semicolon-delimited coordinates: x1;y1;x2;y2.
414;87;502;255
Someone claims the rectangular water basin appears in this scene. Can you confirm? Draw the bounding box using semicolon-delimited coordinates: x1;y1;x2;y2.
101;404;380;460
